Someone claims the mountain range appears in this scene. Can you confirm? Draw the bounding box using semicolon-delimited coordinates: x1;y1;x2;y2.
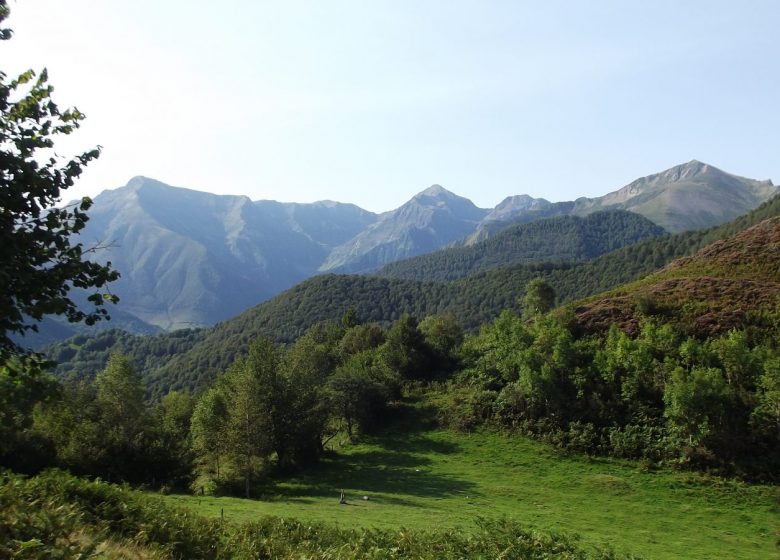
46;192;780;398
48;160;776;337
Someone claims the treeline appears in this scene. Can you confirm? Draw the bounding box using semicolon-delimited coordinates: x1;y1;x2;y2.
3;314;463;493
377;210;666;282
435;310;780;480
46;327;206;386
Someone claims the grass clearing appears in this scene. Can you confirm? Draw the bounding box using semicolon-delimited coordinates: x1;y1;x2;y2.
163;403;778;559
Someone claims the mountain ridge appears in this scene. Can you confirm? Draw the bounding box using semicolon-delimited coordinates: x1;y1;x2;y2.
318;184;489;273
41;161;777;339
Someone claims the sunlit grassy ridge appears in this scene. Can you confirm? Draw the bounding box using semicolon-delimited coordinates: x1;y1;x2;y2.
164;402;778;560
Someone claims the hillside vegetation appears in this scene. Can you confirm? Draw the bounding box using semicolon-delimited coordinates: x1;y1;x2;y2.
1;469;636;560
5;213;780;560
46;194;780;398
377;210;666;282
572;216;780;337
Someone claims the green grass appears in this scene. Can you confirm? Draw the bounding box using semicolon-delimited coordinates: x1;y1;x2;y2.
163;404;778;560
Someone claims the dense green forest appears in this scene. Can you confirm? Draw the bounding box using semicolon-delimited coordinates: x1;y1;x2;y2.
377;210;666;281
45;193;780;398
3;312;462;488
6;264;779;498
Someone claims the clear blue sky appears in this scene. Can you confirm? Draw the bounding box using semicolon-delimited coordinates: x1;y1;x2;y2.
4;1;779;212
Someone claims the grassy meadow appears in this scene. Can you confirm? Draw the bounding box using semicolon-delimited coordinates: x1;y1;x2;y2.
163;404;779;560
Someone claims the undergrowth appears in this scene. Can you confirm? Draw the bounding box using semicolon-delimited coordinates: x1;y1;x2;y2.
1;469;635;559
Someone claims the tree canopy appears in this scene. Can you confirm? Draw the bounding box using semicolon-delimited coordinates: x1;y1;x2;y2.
522;278;556;318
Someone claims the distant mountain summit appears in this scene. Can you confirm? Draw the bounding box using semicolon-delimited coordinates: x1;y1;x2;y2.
570;160;776;232
485;194;552;221
318;185;488;273
464;195;563;244
480;161;777;235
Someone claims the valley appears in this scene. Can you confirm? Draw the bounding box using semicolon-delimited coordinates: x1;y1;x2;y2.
5;186;780;559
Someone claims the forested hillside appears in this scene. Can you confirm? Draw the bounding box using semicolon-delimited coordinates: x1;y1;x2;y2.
46;195;780;398
377;210;665;281
438;215;780;481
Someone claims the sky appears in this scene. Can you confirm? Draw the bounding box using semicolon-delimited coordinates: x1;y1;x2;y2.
3;0;779;213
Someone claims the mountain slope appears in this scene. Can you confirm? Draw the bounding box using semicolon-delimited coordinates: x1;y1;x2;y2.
571;160;777;232
64;163;773;335
254;199;377;249
377;210;666;282
475;161;777;238
572;215;780;337
80;177;375;329
464;198;574;245
319;185;489;273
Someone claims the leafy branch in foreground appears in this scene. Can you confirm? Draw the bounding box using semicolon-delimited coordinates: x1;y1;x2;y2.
0;0;118;360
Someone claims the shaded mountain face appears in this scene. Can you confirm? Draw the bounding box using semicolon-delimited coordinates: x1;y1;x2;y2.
255;200;377;251
477;161;778;236
78;177;376;330
318;185;489;273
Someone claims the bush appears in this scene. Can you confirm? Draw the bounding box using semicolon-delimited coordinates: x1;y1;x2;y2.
6;469;224;559
0;471;96;559
432;385;498;431
608;423;669;461
565;421;605;456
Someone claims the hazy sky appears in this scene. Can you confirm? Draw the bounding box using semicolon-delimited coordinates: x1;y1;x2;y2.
4;1;779;212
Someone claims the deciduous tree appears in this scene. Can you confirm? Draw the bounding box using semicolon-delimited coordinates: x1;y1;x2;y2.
521;278;555;319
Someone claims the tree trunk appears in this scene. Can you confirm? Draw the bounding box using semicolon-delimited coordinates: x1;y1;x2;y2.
245;411;251;498
245;468;250;499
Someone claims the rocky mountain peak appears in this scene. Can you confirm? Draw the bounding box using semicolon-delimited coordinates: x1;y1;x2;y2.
412;184;460;203
659;159;717;183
